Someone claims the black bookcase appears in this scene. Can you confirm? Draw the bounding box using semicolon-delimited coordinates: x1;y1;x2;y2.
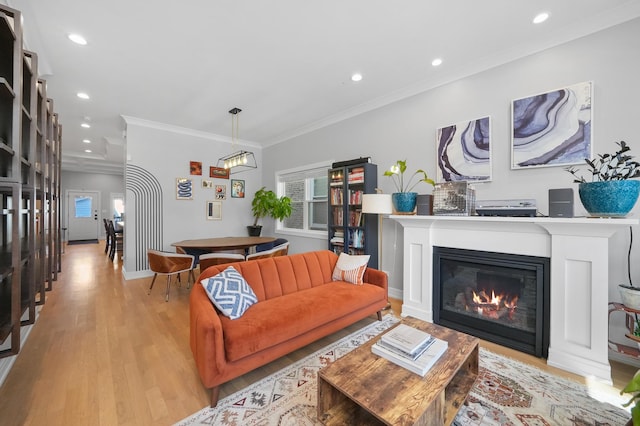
328;161;378;268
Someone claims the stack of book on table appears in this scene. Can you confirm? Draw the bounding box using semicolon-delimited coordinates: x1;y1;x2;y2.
372;323;448;376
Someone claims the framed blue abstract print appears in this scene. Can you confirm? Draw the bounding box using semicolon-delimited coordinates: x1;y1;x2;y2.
511;81;592;169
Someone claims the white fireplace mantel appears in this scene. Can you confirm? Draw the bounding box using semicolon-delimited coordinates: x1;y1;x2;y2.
391;214;639;384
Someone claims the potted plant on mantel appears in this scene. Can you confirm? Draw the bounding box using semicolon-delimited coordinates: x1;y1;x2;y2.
566;140;640;310
565;140;640;217
248;187;292;236
384;159;435;213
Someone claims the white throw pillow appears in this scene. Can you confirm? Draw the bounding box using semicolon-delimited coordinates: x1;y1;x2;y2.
332;252;370;285
200;266;258;319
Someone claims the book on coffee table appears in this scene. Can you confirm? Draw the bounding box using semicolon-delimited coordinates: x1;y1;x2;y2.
377;335;435;361
380;323;432;356
372;336;448;376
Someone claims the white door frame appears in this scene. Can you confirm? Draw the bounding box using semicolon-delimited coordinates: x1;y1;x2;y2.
66;190;101;241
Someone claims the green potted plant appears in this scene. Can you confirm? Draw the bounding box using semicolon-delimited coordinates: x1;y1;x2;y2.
248;187;293;236
565;140;640;217
567;141;640;308
384;159;435;213
622;369;640;425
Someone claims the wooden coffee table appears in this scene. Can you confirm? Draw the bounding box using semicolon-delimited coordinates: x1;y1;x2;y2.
317;317;479;425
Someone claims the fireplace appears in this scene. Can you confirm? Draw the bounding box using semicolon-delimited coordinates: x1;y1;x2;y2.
433;246;550;357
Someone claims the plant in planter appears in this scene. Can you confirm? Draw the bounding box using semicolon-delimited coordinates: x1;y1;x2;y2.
622;369;640;425
384;159;435;213
248;187;292;236
565;140;640;217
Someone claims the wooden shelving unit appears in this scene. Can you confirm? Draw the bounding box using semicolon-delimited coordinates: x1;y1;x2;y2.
0;4;62;358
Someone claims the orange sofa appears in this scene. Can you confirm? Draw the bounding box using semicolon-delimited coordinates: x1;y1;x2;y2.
189;250;388;407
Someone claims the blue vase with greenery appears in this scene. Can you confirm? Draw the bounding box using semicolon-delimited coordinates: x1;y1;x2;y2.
384;160;435;214
392;192;418;213
566;140;640;217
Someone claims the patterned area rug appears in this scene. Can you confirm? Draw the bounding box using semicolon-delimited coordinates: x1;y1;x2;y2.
176;316;630;425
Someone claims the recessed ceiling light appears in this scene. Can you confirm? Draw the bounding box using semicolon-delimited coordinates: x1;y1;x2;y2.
82;139;91;143
351;73;363;82
68;33;87;45
77;92;90;100
81;123;91;128
84;149;92;153
533;12;549;24
431;58;443;67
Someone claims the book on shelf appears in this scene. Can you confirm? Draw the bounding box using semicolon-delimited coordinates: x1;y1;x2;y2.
372;335;448;376
380;323;432;356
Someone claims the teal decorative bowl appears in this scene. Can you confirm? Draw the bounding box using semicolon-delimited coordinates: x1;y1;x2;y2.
392;192;418;213
578;180;640;217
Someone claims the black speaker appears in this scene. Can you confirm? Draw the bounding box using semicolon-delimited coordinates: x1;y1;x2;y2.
549;188;574;218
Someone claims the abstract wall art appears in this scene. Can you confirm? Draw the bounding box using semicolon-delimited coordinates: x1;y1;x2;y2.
436;116;491;183
206;201;222;220
176;178;193;200
511;81;592;169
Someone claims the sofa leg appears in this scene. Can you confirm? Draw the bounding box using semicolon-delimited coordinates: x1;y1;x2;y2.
377;311;382;321
210;386;220;408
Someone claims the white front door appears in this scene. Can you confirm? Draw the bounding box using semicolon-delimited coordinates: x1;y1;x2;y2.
67;190;100;241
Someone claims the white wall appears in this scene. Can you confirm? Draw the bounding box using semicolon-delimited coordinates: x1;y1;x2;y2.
262;18;640;307
123;119;262;277
61;171;124;240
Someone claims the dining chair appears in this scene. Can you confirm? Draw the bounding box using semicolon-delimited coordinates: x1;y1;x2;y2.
245;242;289;261
103;218;111;254
198;252;246;272
147;249;196;302
108;220;124;261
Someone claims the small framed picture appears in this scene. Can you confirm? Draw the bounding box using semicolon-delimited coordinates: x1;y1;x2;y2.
210;166;230;179
215;185;226;200
206;200;222;220
190;161;202;175
176;178;193;200
202;179;214;188
231;179;245;198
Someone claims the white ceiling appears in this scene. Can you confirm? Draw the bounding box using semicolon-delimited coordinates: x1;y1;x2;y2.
6;0;640;175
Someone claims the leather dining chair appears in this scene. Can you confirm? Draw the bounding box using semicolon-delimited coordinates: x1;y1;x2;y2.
147;249;196;302
245;242;289;261
107;220;124;261
103;218;111;254
198;252;246;272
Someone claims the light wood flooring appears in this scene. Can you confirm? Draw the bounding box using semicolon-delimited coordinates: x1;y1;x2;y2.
0;242;635;425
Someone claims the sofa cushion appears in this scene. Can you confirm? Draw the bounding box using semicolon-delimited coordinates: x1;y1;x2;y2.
200;266;258;319
219;281;385;361
331;252;370;285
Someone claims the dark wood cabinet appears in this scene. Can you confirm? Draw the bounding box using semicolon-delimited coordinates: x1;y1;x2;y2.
328;161;379;268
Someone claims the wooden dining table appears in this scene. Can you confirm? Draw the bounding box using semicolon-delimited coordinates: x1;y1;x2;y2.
171;236;276;254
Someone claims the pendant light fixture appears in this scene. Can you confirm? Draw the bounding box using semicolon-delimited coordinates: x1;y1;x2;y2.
217;107;257;173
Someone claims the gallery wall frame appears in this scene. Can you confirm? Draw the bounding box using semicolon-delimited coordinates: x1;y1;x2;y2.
511;81;592;169
231;179;245;198
206;200;222;220
436;116;491;183
176;178;193;200
215;185;226;200
210;166;230;179
202;180;214;188
190;161;202;175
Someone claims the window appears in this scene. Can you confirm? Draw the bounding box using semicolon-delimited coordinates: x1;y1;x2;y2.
74;196;92;218
277;162;329;235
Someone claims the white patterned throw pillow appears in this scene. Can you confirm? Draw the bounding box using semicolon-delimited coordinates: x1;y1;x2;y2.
200;266;258;319
331;252;370;285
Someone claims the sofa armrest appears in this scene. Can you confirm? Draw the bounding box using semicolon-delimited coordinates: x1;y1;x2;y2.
363;267;388;293
190;284;228;387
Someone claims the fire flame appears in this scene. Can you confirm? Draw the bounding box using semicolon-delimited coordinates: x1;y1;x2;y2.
472;290;518;310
